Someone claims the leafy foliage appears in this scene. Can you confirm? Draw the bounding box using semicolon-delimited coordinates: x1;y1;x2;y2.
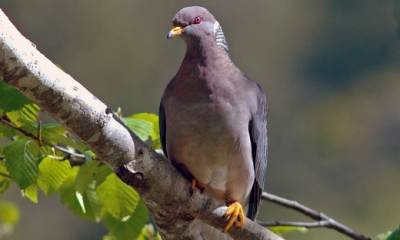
37;156;71;196
0;78;161;239
3;139;38;189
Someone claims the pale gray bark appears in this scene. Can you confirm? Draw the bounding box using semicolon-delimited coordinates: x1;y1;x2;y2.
0;9;283;240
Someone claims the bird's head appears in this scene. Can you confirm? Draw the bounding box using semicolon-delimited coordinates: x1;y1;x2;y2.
168;6;229;54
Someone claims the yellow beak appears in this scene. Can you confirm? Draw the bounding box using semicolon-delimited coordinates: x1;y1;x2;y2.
167;26;183;39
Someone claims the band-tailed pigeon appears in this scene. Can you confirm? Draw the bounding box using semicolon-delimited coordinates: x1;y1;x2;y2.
159;6;268;239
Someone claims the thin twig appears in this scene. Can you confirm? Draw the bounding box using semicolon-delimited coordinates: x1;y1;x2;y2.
261;192;371;240
0;172;11;179
258;220;331;228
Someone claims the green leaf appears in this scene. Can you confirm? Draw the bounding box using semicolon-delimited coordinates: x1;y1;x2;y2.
0;161;12;194
75;162;103;221
268;226;308;236
0;80;35;113
20;141;54;163
130;113;161;149
0;201;20;224
75;161;101;195
40;123;86;152
103;198;148;240
0;122;20;139
37;156;71;196
97;173;140;220
57;167;84;215
6;103;40;127
121;118;153;141
57;166;101;222
82;179;103;221
19;121;86;153
22;183;39;203
3;139;38;189
93;163;113;186
387;225;400;240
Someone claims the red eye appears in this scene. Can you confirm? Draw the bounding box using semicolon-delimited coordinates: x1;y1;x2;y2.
193;16;203;24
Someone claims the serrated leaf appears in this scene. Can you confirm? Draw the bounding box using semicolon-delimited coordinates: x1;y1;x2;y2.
3;139;38;189
103;198;148;240
22;183;39;203
6;104;40;127
121;118;153;141
0;162;12;194
83;179;103;221
0;201;20;224
75;161;101;194
57;166;101;222
37;157;71;196
23;140;53;168
130;113;161;149
75;161;103;221
268;226;308;236
97;173;140;220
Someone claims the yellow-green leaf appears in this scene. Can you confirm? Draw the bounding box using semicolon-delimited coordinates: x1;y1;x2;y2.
75;161;101;195
6;103;40;127
74;162;103;221
121;118;153;142
22;183;39;203
37;157;71;196
129;113;160;149
97;173;140;220
57;166;102;222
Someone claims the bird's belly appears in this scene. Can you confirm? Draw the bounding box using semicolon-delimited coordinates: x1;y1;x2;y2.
166;104;254;204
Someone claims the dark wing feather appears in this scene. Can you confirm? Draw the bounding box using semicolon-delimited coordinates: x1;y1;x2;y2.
247;84;268;220
159;102;168;158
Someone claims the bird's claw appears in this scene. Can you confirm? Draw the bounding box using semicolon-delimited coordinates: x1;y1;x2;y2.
223;202;245;232
189;178;204;196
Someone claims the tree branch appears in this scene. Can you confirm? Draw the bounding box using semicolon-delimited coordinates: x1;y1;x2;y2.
0;9;282;240
261;192;370;240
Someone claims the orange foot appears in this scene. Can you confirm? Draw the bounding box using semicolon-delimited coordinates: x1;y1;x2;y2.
179;164;204;196
223;202;245;232
189;178;204;196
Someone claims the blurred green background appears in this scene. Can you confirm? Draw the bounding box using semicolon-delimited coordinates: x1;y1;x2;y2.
1;1;400;239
